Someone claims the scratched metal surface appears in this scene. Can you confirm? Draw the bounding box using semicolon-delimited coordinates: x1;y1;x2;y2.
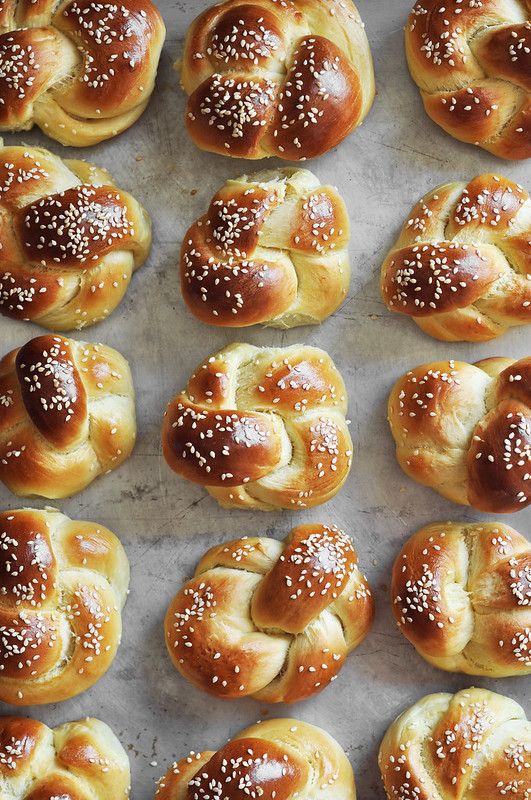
0;1;530;797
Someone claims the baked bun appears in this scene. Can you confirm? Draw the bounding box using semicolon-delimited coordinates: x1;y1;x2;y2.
0;0;165;146
392;521;531;677
0;507;129;705
0;334;136;499
181;168;350;328
162;343;352;510
388;356;531;513
379;687;530;799
0;144;151;331
406;0;530;159
381;173;531;341
179;0;375;160
0;715;130;798
156;718;356;800
165;524;373;703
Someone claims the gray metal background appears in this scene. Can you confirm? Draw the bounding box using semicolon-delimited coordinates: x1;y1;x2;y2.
0;1;529;797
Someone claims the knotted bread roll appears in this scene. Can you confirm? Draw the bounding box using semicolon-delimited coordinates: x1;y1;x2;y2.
162;343;352;510
0;144;151;331
156;718;356;800
381;173;531;341
179;0;375;160
0;334;136;498
165;524;373;704
379;687;530;800
392;521;531;677
406;0;530;159
0;507;129;705
388;356;531;513
181;168;350;328
0;0;165;146
0;715;130;798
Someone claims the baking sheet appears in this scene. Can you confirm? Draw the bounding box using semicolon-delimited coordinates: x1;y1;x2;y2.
1;1;530;797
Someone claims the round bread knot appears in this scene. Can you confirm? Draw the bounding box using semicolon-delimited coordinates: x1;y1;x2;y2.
379;687;531;799
0;0;165;146
406;0;531;159
388;356;531;513
0;145;151;331
392;521;531;677
179;0;375;160
164;524;373;704
381;173;531;341
0;333;136;499
161;342;353;510
155;718;356;800
0;715;130;798
0;508;129;705
181;168;350;328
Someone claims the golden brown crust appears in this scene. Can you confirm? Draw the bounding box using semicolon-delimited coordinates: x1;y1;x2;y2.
181;168;350;328
180;0;375;160
164;524;373;703
0;334;136;499
406;0;531;159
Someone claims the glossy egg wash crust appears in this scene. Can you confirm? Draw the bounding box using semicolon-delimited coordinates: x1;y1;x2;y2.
381;173;531;342
155;718;356;800
165;524;373;704
181;168;350;328
179;0;375;160
162;342;353;511
392;521;531;677
0;715;130;799
406;0;530;159
0;507;129;705
379;687;531;800
388;356;531;513
0;144;151;331
0;334;136;499
0;0;165;146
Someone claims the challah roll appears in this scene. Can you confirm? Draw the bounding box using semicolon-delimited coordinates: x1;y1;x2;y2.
381;173;531;341
388;356;531;513
0;507;129;705
156;718;356;800
406;0;531;159
181;168;350;328
0;0;165;146
392;521;531;677
0;715;130;798
179;0;375;160
379;687;530;800
0;144;151;331
0;334;136;498
162;343;352;510
165;524;373;704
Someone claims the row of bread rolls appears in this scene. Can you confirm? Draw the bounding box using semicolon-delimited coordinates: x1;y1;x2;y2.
1;686;529;798
1;0;528;160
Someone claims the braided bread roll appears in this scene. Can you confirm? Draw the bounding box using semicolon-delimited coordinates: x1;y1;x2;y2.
0;715;130;798
162;343;352;510
181;168;350;328
379;687;531;800
0;334;136;499
392;521;531;677
0;0;165;146
406;0;531;159
156;718;356;800
0;144;151;331
388;356;531;513
0;507;129;705
381;173;531;341
179;0;375;160
165;524;373;704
